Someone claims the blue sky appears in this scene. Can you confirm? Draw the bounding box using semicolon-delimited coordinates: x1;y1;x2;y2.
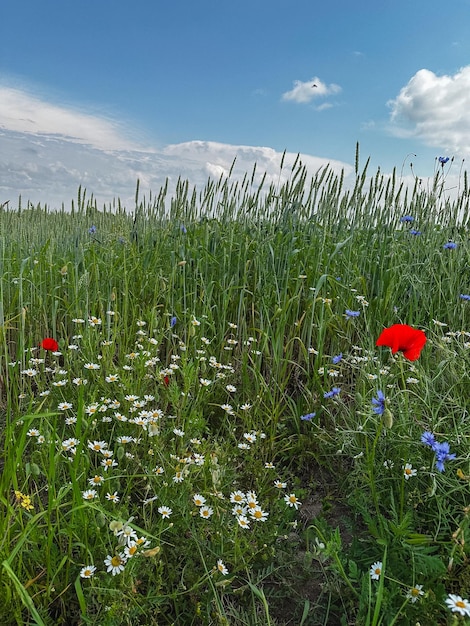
1;0;470;207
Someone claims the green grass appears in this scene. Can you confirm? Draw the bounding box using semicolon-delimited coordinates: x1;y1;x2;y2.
1;148;470;624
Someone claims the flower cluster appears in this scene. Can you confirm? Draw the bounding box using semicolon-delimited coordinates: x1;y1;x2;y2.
421;432;456;473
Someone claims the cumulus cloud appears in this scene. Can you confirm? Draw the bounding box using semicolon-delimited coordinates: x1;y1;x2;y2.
281;77;341;105
0;86;144;151
388;66;470;154
0;85;353;209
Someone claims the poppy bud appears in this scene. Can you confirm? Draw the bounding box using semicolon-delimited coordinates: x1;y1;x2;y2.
382;408;394;429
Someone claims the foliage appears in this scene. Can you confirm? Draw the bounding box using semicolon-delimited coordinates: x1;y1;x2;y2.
1;152;470;624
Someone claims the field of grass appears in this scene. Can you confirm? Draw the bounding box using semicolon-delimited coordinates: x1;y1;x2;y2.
2;148;470;625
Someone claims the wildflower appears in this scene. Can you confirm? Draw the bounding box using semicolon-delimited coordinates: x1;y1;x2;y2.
27;429;40;437
274;480;287;489
200;378;212;386
199;506;214;519
58;402;73;411
135;536;151;549
376;324;426;361
371;390;385;415
445;594;470;616
301;412;316;421
226;384;237;392
88;475;105;487
237;515;250;529
84;363;100;370
421;431;436;447
82;489;98;500
173;471;184;483
105;374;119;383
221;404;235;414
101;458;118;471
245;492;258;508
88;225;97;234
124;542;139;559
406;585;424;603
421;432;456;472
332;353;343;364
40;338;59;352
284;493;301;509
250;506;269;522
400;215;414;223
116;435;134;445
324;387;341;399
434;441;456;472
370;561;383;580
410;229;421;235
345;310;360;318
230;491;245;504
158;506;172;518
21;368;38;377
193;494;206;507
116;525;138;544
243;432;256;443
14;490;34;511
216;559;229;575
460;294;470;301
240;403;252;410
403;463;417;479
443;241;457;250
265;462;275;469
106;492;120;503
88;440;108;452
104;554;126;576
80;565;96;578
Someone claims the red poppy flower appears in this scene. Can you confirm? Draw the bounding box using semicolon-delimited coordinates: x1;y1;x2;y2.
40;337;59;352
376;324;426;361
163;375;170;387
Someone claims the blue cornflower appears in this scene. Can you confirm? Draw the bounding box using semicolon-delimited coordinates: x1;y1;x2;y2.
421;431;436;448
371;390;385;415
332;353;343;364
400;215;414;223
300;412;316;421
410;229;421;236
180;224;187;234
324;387;341;399
439;156;450;165
460;294;470;301
88;225;97;234
345;310;360;318
433;441;456;473
421;432;456;472
170;316;177;328
443;241;457;250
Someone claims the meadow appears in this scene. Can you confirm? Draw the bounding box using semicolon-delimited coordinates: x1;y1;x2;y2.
2;147;470;625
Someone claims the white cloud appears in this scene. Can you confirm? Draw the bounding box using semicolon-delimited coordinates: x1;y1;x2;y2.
281;77;341;105
388;66;470;155
0;86;353;209
0;86;144;151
